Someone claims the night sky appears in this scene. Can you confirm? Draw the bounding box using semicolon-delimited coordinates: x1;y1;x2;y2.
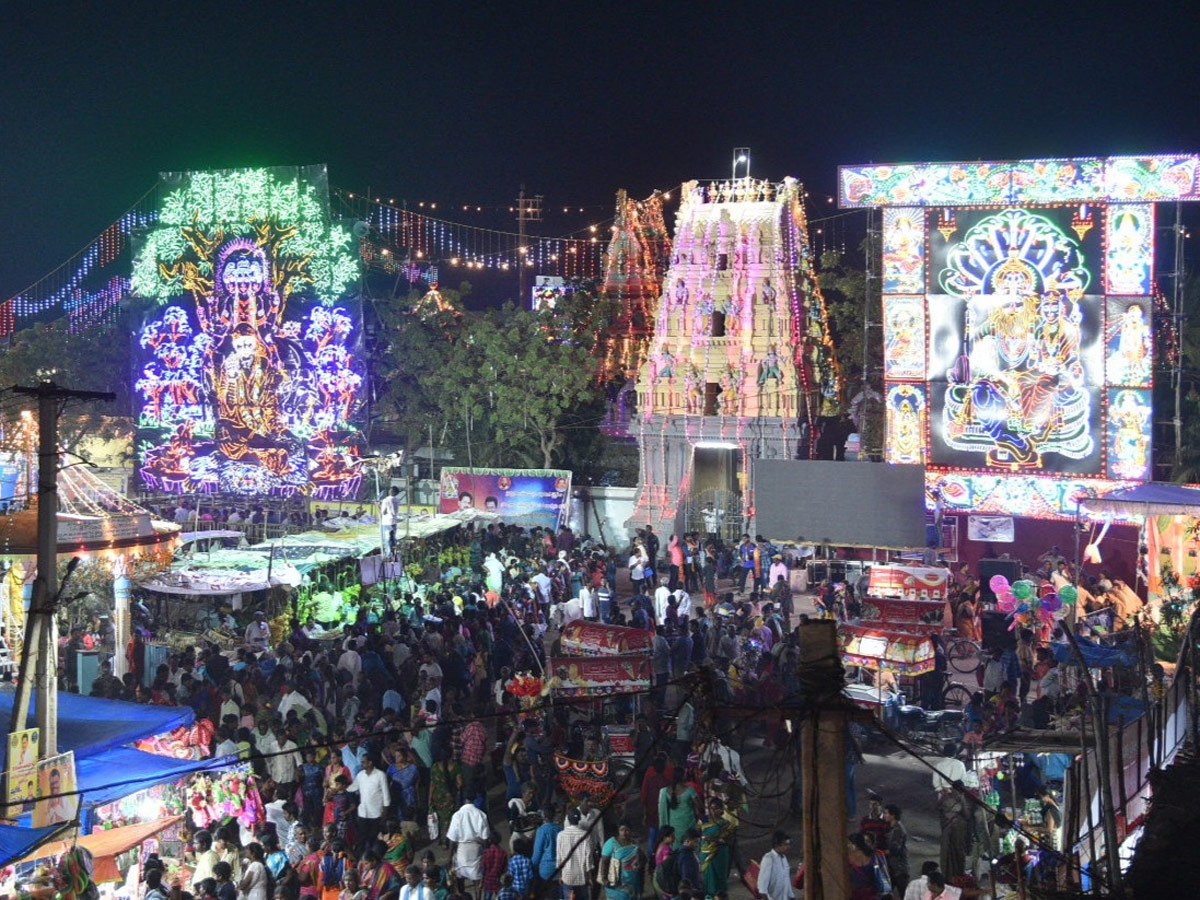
2;1;1199;300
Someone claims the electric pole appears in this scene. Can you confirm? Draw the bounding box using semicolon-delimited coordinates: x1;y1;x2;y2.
516;186;543;307
8;382;114;759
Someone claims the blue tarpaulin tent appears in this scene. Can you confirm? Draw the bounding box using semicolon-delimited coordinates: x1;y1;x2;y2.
1079;483;1200;518
0;689;194;760
0;822;70;867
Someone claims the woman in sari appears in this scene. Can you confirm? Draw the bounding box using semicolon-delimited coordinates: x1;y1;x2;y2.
357;848;400;900
955;591;981;643
323;754;352;826
428;758;463;844
698;797;737;898
599;824;643;900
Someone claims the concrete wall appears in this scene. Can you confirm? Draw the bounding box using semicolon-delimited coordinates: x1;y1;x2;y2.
570;487;637;549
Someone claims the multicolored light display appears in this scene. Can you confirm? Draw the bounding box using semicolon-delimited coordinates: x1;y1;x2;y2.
850;154;1200;518
132;167;364;499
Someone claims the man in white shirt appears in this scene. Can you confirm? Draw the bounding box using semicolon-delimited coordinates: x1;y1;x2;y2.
348;755;390;849
445;799;491;884
337;639;363;686
919;870;961;899
903;862;942;900
532;570;552;608
268;727;301;796
932;745;967;795
397;866;431;900
380;487;403;552
244;611;270;650
654;577;672;625
556;808;593;899
673;587;692;621
277;683;311;721
756;831;794;900
579;584;596;621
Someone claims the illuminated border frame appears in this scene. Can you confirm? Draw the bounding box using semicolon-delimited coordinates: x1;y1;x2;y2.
839;155;1200;208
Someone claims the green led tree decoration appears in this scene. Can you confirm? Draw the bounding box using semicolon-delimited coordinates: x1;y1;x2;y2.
132;167;358;306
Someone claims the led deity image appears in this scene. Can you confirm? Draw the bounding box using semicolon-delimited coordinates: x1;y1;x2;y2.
1105;298;1153;387
927;207;1104;473
883;295;925;379
885;383;926;464
1106;388;1152;481
1105;205;1153;295
132;168;364;498
882;209;924;293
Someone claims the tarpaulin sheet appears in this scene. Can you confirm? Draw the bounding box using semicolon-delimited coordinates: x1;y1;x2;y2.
0;690;194;761
18;816;182;881
1050;637;1138;669
1079;482;1200;518
0;822;70;867
73;747;215;808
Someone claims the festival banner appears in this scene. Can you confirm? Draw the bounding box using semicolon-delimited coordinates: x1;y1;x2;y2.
32;751;79;828
858;597;945;633
559;622;652;657
439;467;571;530
840;625;936;675
867;565;948;600
547;655;651;696
6;728;39;804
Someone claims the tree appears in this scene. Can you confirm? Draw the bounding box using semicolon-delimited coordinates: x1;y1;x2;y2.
448;290;613;469
817;244;883;458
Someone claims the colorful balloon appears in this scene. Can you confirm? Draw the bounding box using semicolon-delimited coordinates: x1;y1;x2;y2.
1016;601;1030;614
1058;584;1078;604
997;593;1017;613
1041;594;1063;612
989;574;1011;594
1012;580;1034;601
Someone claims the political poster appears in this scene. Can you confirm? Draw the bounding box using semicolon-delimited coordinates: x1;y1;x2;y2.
6;728;39;804
546;655;651;696
439;467;571;530
32;751;79;827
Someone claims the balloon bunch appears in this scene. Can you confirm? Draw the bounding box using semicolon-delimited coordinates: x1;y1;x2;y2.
990;575;1074;630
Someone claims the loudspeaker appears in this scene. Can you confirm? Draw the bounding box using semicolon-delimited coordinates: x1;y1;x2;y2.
981;609;1017;652
978;559;1021;605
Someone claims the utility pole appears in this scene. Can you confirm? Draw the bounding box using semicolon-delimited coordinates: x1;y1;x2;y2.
8;382;114;759
1171;202;1186;470
516;186;543;307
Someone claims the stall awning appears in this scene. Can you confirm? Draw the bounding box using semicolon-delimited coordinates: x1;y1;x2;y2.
74;747;213;808
1078;482;1200;518
0;822;71;867
0;690;194;760
19;815;182;882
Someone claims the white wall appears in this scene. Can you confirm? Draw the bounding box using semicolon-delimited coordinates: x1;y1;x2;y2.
569;487;637;549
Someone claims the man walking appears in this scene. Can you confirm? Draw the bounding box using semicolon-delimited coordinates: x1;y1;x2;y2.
556;808;592;900
447;797;491;894
348;754;390;851
755;831;794;900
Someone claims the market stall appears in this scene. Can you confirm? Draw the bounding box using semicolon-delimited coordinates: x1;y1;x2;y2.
17;815;182;883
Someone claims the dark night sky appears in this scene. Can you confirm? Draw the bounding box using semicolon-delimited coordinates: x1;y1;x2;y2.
2;1;1198;299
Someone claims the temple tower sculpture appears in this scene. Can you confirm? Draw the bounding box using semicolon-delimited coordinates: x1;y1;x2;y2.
627;177;840;539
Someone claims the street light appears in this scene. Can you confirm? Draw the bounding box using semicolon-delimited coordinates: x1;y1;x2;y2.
732;147;751;180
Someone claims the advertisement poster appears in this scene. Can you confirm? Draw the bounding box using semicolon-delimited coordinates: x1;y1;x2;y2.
547;655;651;696
559;622;652;657
858;597;945;632
967;515;1015;543
32;751;79;827
6;728;39;804
867;565;949;600
439;467;571;530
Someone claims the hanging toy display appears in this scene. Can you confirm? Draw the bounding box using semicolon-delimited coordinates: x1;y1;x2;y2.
989;575;1068;631
187;770;265;829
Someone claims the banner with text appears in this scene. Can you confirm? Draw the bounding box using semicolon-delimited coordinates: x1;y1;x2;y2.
439;467;571;530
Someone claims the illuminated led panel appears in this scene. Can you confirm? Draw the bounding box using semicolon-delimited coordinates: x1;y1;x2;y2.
1106;388;1152;481
885;383;926;464
839;155;1200;207
132;167;364;499
1106;156;1200;201
883;295;926;379
1104;297;1153;387
1105;205;1154;295
925;470;1137;520
882;208;925;293
927;206;1104;475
